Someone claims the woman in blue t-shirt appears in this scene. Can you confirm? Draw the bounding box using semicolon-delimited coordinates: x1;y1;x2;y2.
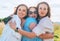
21;7;43;41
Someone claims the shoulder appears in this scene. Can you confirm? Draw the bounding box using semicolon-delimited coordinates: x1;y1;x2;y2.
40;16;52;23
26;17;36;21
25;17;37;24
39;16;53;26
26;17;35;20
41;16;53;28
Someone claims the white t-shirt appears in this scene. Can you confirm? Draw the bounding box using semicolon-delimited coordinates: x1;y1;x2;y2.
12;15;21;29
32;16;54;36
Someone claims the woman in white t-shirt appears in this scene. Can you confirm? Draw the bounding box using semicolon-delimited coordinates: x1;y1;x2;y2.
0;4;28;41
0;15;22;41
32;2;54;41
9;2;54;40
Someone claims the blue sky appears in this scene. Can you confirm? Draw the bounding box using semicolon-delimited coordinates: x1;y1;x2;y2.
0;0;60;22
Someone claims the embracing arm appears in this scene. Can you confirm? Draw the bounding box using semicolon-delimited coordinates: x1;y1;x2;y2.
39;33;54;39
18;29;36;38
9;21;54;39
18;22;37;38
17;29;54;39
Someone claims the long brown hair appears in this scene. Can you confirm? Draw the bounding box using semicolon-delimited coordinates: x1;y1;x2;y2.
14;4;28;19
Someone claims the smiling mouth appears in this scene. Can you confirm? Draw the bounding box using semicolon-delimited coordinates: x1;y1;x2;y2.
32;16;36;18
41;12;44;15
20;14;24;15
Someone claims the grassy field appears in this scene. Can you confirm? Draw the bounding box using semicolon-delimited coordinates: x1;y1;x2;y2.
0;22;5;36
0;22;60;41
54;23;60;41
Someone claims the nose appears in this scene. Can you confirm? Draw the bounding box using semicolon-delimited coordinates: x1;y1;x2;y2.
40;10;44;14
20;11;23;14
32;13;36;17
32;13;35;15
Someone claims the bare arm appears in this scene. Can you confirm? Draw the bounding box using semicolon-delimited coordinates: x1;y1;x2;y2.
17;29;54;39
39;33;54;39
18;29;36;38
9;21;54;39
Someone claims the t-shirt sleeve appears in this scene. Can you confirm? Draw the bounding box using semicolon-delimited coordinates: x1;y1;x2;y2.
42;18;54;33
32;21;45;36
32;17;54;36
12;15;21;29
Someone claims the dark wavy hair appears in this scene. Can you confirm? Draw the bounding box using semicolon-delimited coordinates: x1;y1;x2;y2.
28;7;38;14
37;2;51;18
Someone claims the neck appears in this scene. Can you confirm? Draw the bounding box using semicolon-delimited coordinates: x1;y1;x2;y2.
21;18;25;27
21;18;25;22
40;16;46;19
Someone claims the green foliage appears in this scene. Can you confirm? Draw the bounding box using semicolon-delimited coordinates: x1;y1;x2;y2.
0;16;12;24
54;23;60;41
0;19;3;22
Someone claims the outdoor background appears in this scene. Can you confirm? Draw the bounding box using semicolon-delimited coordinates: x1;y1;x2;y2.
0;0;60;41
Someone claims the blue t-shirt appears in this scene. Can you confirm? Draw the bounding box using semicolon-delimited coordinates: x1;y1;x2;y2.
22;17;43;41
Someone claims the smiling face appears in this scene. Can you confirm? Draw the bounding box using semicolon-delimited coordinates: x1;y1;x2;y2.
38;4;48;18
28;7;37;18
17;6;27;19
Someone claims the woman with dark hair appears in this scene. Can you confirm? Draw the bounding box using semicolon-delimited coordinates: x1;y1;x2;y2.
33;2;54;41
21;7;42;41
0;4;28;41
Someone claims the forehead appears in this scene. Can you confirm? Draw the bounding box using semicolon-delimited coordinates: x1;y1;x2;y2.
18;6;27;10
29;8;36;11
39;4;48;8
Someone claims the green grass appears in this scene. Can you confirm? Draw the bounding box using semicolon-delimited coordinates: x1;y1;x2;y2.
0;22;5;36
54;23;60;41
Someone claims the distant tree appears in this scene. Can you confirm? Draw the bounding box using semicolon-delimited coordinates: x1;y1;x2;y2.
0;19;3;22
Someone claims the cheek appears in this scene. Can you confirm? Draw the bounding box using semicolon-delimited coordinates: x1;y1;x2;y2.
44;10;48;15
23;12;27;16
38;9;41;14
17;13;21;18
17;10;20;14
38;10;41;15
35;14;37;17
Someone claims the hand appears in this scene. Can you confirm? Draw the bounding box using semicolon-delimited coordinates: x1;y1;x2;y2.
9;20;16;30
47;33;54;38
39;33;54;39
